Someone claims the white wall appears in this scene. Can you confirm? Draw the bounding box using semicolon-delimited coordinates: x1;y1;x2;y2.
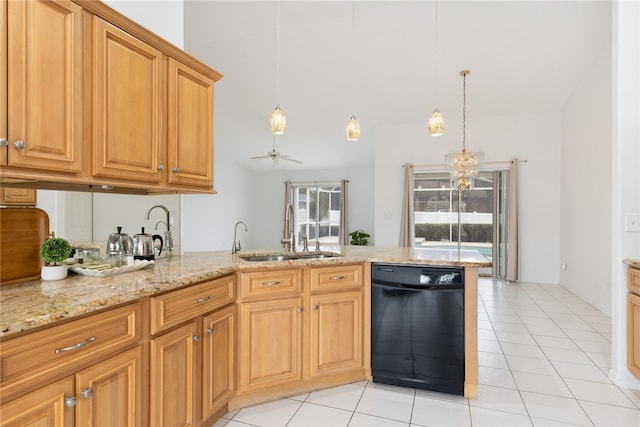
102;0;183;48
374;113;562;284
610;0;640;390
181;149;254;252
560;41;612;315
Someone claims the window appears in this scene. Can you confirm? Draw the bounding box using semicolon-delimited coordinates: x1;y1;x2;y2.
291;184;342;248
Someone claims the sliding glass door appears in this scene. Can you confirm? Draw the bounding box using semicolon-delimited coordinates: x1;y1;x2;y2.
413;170;510;278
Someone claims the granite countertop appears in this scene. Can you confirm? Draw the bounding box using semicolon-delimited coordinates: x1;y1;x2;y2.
0;246;491;338
624;259;640;269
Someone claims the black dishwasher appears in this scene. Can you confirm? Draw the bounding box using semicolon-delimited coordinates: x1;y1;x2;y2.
371;263;465;395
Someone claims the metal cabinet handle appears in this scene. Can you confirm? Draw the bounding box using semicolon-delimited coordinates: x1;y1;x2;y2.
172;167;179;173
157;165;165;171
55;336;96;354
0;138;7;147
263;281;282;286
329;275;346;280
12;140;25;150
81;388;93;399
296;307;303;313
312;304;319;311
207;327;214;335
64;396;77;408
193;335;200;342
194;295;211;304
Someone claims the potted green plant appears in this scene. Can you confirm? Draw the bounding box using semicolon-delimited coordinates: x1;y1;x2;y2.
40;236;72;281
349;230;370;246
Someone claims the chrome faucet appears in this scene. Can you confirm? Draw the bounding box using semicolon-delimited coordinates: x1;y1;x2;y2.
280;202;295;252
232;221;248;254
145;205;173;254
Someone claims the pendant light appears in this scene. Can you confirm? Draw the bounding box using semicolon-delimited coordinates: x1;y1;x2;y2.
345;0;360;141
428;0;444;137
271;1;286;135
445;70;483;190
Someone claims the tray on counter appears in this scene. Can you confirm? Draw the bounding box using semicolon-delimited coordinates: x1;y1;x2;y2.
69;260;154;277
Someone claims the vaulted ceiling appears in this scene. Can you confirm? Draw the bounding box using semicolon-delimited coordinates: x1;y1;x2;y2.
184;1;611;171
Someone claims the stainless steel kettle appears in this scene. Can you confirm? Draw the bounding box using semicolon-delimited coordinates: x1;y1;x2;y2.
107;226;134;256
132;227;163;261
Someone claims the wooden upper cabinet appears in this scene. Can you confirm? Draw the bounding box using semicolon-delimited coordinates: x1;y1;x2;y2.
90;16;164;184
167;58;214;189
5;0;83;173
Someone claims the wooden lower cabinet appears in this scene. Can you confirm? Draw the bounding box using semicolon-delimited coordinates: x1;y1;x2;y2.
310;290;362;377
202;305;235;420
0;377;74;427
628;291;640;378
0;346;142;427
150;321;199;427
238;297;303;392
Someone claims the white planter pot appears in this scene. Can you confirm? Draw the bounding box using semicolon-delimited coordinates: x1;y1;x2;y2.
41;265;68;281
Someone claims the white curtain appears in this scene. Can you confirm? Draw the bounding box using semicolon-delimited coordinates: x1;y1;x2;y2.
339;180;349;246
506;159;520;281
399;163;415;247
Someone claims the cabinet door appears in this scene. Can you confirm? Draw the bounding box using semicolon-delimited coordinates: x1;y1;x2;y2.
202;305;235;419
91;16;164;184
310;291;363;377
5;0;82;173
150;321;198;427
0;188;36;205
75;346;143;427
0;376;74;427
167;58;213;188
239;298;303;392
1;0;7;165
628;292;640;378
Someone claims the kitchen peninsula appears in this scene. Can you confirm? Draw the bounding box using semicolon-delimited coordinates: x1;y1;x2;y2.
0;247;490;426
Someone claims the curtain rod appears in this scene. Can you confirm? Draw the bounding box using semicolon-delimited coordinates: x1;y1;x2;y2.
404;159;528;168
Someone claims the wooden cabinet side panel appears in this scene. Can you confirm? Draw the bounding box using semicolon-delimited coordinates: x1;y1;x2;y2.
75;346;143;427
90;16;163;183
202;305;235;420
628;292;640;378
629;268;640;296
167;58;213;188
1;0;7;166
0;376;74;427
310;291;362;377
150;321;198;427
6;0;83;173
239;298;303;392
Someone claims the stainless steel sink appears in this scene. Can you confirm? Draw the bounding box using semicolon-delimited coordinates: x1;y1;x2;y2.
239;254;300;262
239;252;342;262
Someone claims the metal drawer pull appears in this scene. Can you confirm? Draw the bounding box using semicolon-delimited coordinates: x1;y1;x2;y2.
194;295;211;304
81;388;93;399
55;336;96;354
64;396;77;408
263;280;282;286
12;140;25;150
329;275;346;280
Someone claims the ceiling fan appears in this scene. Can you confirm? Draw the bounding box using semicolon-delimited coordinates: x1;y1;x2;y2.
250;137;303;166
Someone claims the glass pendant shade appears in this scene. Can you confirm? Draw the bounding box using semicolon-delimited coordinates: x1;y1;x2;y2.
270;105;286;135
346;115;361;141
428;108;444;136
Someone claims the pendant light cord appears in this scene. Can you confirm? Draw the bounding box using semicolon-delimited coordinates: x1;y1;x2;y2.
351;0;356;112
276;0;281;105
462;70;467;153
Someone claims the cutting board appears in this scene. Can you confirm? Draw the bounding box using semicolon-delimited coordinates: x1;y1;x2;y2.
1;207;50;285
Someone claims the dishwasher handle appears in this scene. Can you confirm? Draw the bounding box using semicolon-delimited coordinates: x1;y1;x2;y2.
372;281;463;291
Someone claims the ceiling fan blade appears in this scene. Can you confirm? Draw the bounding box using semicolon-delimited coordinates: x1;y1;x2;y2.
250;155;270;160
280;156;304;164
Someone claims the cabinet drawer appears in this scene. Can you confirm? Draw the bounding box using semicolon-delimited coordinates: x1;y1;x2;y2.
0;302;141;392
310;264;363;293
239;269;302;300
150;275;235;334
629;267;640;296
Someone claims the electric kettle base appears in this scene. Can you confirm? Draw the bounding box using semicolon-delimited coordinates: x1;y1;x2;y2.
134;255;155;261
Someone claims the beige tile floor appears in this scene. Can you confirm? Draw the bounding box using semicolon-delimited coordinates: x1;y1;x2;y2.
212;279;640;426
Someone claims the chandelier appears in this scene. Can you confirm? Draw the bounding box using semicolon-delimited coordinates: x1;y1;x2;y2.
445;70;483;190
